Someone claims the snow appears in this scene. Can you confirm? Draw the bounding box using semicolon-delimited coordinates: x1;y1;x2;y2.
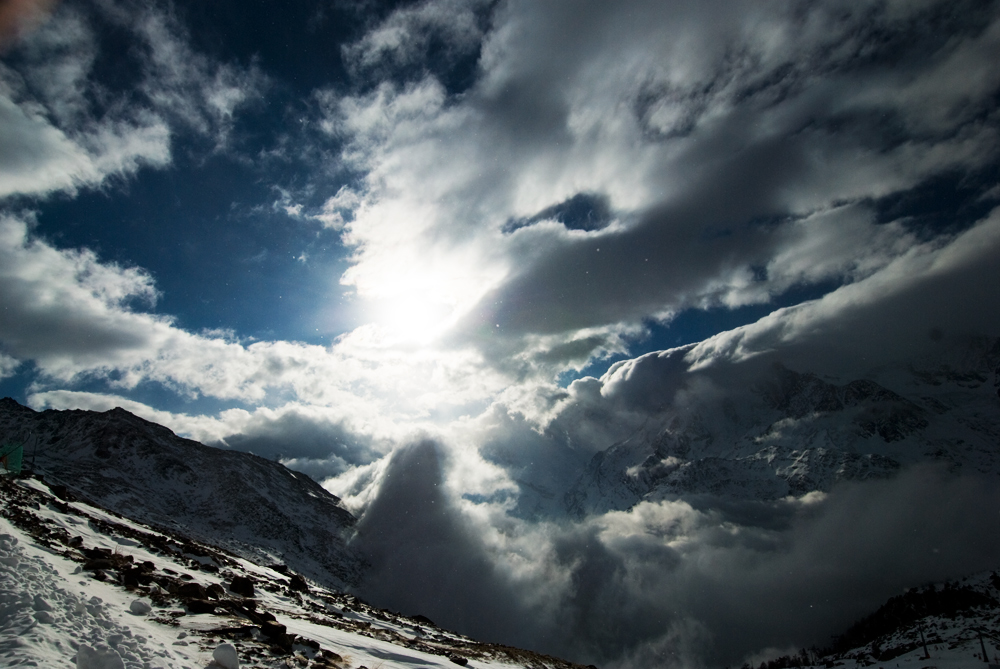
0;515;218;669
0;475;576;669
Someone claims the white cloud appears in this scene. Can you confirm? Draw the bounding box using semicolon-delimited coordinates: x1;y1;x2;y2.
129;6;266;147
0;211;513;445
0;82;102;197
0;5;175;199
0;0;266;203
318;0;1000;380
0;352;18;379
343;0;490;74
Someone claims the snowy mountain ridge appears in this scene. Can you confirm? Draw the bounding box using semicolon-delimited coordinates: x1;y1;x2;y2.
560;336;1000;517
0;398;362;589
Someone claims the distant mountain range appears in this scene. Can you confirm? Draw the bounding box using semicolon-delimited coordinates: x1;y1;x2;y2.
512;336;1000;518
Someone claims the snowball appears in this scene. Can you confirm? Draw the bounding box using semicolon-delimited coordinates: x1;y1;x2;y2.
129;599;151;615
212;642;240;669
76;644;125;669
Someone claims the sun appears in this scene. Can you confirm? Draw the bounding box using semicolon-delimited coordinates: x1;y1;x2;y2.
371;294;455;345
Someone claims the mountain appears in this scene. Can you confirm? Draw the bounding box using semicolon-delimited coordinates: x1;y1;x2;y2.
562;336;1000;516
0;398;362;589
0;463;593;669
3;467;997;669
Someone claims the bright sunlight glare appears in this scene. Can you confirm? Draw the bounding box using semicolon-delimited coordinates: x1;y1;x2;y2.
370;295;456;345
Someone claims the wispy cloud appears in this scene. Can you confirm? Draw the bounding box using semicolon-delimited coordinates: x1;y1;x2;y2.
0;0;265;201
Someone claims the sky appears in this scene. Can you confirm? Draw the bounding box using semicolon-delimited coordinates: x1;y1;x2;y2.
2;0;1000;667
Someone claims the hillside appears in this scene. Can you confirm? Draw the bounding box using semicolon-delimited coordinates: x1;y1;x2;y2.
0;470;594;669
0;398;362;589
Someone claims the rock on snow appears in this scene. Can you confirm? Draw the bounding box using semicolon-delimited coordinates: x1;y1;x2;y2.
76;644;125;669
212;642;240;669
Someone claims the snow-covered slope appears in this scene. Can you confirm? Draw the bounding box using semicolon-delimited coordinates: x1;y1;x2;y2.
0;472;591;669
565;337;1000;516
0;398;362;589
4;470;998;669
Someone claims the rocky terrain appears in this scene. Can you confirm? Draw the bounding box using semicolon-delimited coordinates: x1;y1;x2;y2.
0;470;595;669
0;398;362;589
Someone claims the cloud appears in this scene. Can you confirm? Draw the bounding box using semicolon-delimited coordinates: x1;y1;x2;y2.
343;0;490;84
0;351;18;379
0;0;265;201
683;206;1000;377
124;3;267;147
0;212;523;466
320;0;1000;380
0;3;172;198
351;448;1000;667
350;439;568;650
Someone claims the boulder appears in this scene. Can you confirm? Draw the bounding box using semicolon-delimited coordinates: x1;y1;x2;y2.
82;547;112;560
212;643;240;669
260;620;286;637
288;574;308;592
176;582;207;599
184;598;217;614
129;600;152;615
229;575;254;598
76;644;125;669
